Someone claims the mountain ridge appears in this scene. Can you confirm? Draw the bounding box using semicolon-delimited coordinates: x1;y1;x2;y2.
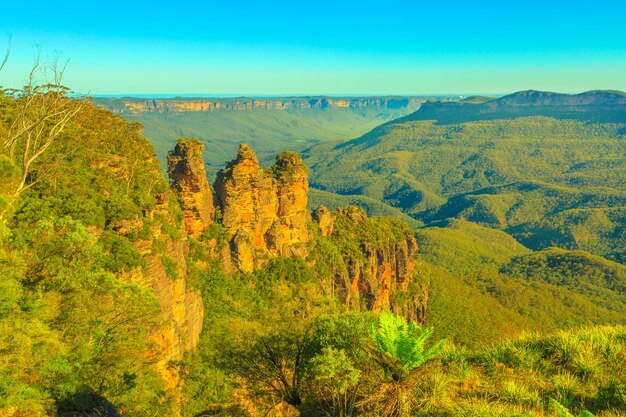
396;89;626;124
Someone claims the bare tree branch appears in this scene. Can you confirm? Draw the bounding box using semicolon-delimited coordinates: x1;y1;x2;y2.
0;51;83;221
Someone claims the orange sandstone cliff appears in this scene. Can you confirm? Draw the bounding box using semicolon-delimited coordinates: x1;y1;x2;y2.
167;139;215;237
167;142;424;320
96;143;205;403
313;206;426;323
143;192;204;390
98;96;423;115
213;144;310;272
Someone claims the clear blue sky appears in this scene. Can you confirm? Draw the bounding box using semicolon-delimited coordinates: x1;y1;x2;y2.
2;0;625;95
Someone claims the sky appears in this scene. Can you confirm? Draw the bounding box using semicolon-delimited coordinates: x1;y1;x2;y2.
1;0;626;95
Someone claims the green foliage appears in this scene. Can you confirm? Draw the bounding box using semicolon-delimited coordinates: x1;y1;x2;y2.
181;255;341;415
504;248;626;299
597;379;626;411
0;95;185;415
0;216;165;415
0;154;19;178
370;312;444;382
502;381;541;407
408;326;625;417
308;348;361;417
304;115;626;264
308;188;422;228
415;219;626;347
99;231;145;273
160;255;180;279
309;347;361;393
253;256;317;285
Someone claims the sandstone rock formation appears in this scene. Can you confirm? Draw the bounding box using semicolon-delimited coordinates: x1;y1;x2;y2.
312;205;334;237
129;191;204;393
214;144;309;272
313;206;426;323
167;139;215;237
269;152;310;257
165;140;426;321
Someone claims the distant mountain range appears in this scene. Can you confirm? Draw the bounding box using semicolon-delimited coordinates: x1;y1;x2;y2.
399;89;626;124
304;89;626;261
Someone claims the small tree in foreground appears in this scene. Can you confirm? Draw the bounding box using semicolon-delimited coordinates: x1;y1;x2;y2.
309;347;361;417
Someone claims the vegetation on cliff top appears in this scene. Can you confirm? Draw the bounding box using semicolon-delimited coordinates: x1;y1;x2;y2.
0;85;186;415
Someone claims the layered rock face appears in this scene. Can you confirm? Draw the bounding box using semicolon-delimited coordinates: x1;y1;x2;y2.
312;205;334;237
100;96;423;115
269;152;310;257
120;191;204;393
165;141;425;320
149;194;204;389
167;139;215;237
314;206;426;323
214;145;309;272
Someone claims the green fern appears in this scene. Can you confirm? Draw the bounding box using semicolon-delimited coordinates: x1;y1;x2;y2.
371;311;445;382
548;399;595;417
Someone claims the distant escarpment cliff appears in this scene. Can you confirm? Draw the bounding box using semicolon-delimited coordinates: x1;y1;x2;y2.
168;140;425;320
401;89;626;124
96;96;424;115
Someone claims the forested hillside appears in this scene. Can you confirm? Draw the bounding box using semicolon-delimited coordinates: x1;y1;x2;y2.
0;87;430;416
303;90;626;355
0;92;203;415
304;91;626;264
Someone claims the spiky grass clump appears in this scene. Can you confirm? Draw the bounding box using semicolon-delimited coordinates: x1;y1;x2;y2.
407;326;626;417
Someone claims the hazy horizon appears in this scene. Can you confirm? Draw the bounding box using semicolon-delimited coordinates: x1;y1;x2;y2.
90;89;625;99
3;0;626;95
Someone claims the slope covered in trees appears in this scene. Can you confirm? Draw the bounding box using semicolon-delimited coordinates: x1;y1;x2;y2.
417;220;626;346
0;93;204;416
301;90;626;353
1;86;432;415
304;91;626;265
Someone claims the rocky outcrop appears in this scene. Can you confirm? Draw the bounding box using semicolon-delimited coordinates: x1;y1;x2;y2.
167;139;215;237
165;141;426;320
130;191;204;393
214;145;309;272
314;206;425;322
312;206;334;237
269;152;310;257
